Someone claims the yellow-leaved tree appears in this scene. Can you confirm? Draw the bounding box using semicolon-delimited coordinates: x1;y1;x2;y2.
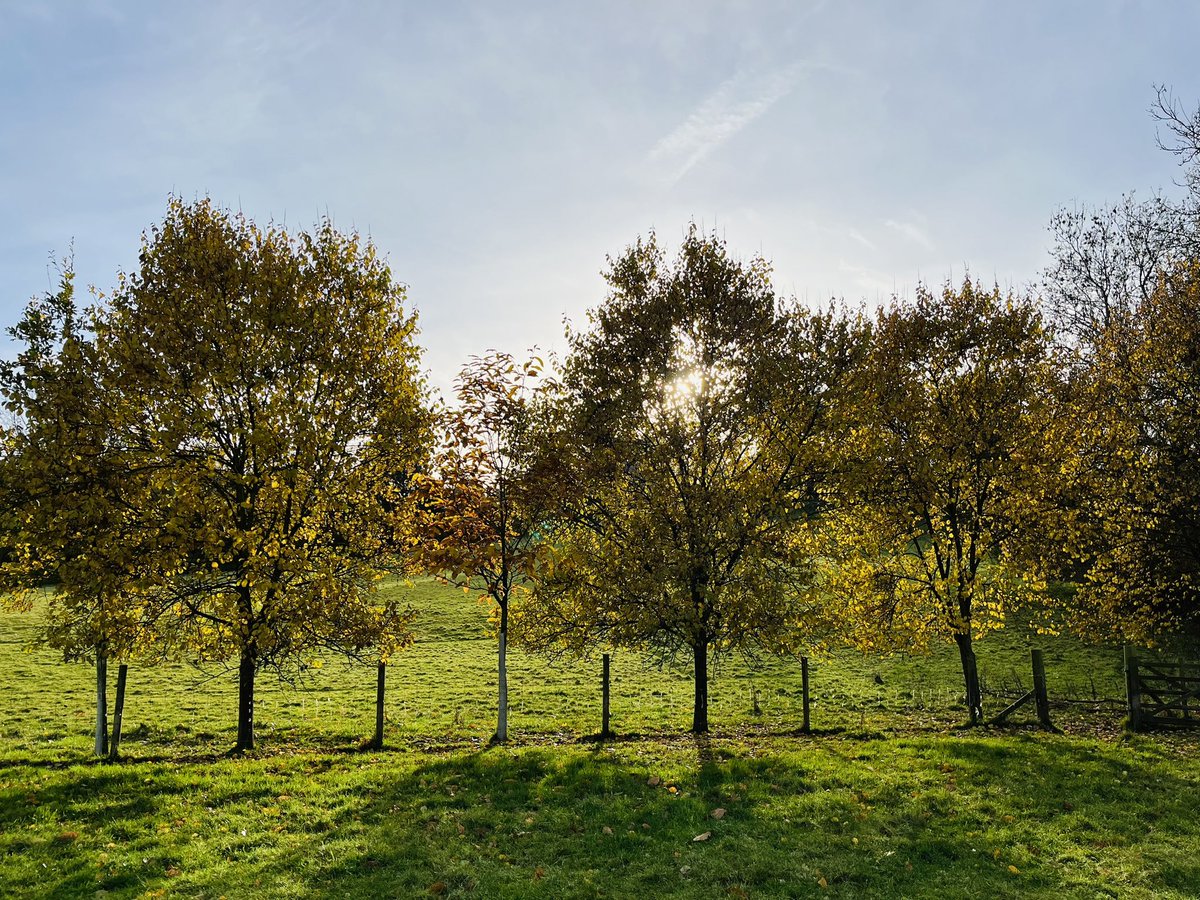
93;197;430;752
1053;259;1200;645
1;258;173;758
520;228;863;733
832;280;1063;724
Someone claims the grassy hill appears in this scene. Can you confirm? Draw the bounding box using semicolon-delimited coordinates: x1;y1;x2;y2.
1;579;1197;898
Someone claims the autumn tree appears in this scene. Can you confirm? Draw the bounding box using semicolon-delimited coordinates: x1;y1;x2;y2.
520;228;861;733
91;197;430;752
833;280;1062;724
1040;89;1200;647
1052;260;1200;645
415;352;557;742
0;258;173;757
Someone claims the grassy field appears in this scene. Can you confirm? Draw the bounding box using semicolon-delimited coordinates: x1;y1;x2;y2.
2;579;1198;899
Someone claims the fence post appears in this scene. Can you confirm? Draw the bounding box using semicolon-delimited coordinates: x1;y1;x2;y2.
95;654;108;758
601;653;611;737
1124;646;1142;731
108;664;128;761
373;661;386;750
1031;649;1052;729
801;656;811;733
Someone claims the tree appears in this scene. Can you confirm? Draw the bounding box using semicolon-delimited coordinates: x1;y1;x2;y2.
0;257;169;757
1055;259;1200;645
521;228;861;733
415;352;556;742
835;280;1062;725
1040;89;1200;647
91;197;430;751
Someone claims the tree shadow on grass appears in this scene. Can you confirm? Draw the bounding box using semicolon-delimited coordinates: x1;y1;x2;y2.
4;738;1200;899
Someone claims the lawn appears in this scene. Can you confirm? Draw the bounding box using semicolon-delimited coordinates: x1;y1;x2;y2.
1;579;1197;899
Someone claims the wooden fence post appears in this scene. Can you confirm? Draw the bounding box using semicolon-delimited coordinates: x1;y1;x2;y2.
1031;649;1052;729
95;654;108;758
801;656;811;733
107;664;128;761
1124;646;1142;731
372;661;386;750
601;653;612;737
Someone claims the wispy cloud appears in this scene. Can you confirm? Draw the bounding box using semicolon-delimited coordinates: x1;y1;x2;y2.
845;226;876;250
648;63;805;187
884;218;935;251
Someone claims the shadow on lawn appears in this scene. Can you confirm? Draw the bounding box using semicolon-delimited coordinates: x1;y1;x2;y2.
4;736;1199;899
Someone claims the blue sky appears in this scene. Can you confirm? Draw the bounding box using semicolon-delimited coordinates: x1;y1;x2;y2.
2;0;1198;391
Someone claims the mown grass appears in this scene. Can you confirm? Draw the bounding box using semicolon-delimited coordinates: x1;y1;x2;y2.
2;579;1197;899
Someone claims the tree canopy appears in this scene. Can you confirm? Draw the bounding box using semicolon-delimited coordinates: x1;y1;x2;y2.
415;351;558;742
830;280;1062;723
4;198;432;752
521;227;863;732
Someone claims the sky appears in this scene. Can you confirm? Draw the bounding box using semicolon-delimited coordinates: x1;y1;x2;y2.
3;0;1199;393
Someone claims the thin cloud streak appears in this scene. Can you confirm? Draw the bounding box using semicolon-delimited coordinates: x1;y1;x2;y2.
648;63;805;187
884;218;935;251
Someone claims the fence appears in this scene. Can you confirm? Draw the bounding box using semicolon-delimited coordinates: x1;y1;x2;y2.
1125;649;1200;730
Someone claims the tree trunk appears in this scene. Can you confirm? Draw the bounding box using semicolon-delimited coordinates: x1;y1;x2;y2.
235;648;256;752
108;664;128;761
954;632;983;725
691;639;709;733
94;651;108;758
496;601;508;743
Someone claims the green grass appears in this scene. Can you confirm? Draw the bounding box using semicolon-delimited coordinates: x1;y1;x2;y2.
2;579;1198;899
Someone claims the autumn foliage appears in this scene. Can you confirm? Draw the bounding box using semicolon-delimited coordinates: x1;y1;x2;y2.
6;89;1200;752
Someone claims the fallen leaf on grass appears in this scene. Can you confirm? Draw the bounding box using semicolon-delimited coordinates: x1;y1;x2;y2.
1008;865;1020;874
428;882;447;895
55;832;79;843
647;776;661;786
533;866;545;880
818;876;828;888
165;867;182;877
602;826;613;835
679;865;691;875
710;808;726;819
668;786;678;794
692;831;711;842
